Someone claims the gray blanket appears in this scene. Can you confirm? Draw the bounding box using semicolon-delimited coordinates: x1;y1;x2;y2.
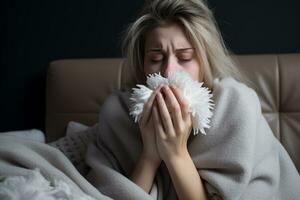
86;77;300;200
0;136;111;199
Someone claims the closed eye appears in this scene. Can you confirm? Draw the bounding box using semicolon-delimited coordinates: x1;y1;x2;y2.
179;58;192;62
178;54;193;62
176;48;194;60
148;54;164;63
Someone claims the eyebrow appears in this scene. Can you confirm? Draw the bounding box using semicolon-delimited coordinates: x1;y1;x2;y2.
146;47;195;53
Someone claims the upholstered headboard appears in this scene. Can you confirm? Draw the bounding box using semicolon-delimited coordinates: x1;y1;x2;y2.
46;54;300;171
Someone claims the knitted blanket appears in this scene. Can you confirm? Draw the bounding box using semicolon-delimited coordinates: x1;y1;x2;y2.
85;77;300;200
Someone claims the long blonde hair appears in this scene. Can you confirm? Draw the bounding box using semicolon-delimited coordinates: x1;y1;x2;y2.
122;0;241;89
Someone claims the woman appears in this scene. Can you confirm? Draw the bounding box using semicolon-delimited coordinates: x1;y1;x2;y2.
85;0;300;199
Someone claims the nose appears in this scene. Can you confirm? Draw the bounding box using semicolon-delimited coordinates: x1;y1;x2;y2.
162;55;178;77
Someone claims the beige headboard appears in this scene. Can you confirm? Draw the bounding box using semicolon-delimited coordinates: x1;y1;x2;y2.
46;54;300;171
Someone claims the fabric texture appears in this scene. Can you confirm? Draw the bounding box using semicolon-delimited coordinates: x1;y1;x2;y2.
85;77;300;200
0;135;111;200
0;168;96;200
0;129;45;143
48;123;97;175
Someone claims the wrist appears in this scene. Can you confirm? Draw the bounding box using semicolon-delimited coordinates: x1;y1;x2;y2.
130;152;161;193
164;149;191;167
140;152;161;168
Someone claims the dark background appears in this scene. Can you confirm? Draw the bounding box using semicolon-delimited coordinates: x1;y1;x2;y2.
1;0;300;133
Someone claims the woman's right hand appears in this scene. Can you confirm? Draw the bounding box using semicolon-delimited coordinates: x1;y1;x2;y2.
138;86;162;165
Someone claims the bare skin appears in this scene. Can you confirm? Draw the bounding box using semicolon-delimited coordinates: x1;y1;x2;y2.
130;22;207;200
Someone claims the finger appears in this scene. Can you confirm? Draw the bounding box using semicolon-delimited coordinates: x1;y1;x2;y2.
152;102;167;140
161;85;183;131
155;91;175;136
169;85;190;120
139;86;162;126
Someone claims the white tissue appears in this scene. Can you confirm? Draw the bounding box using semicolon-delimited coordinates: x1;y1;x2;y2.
129;71;214;135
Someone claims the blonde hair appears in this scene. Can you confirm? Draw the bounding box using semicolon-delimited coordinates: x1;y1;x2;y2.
122;0;242;89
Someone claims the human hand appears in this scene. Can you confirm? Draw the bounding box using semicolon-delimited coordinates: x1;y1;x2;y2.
152;85;192;163
138;86;163;165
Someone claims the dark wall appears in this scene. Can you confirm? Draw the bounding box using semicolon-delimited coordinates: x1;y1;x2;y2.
209;0;300;54
1;0;299;133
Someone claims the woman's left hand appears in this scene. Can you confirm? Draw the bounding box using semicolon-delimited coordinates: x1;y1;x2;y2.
152;85;193;163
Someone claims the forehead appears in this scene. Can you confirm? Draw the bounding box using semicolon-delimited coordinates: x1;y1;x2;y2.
144;23;192;49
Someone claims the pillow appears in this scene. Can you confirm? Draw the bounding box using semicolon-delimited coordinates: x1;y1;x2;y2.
66;121;90;137
0;129;45;143
48;121;98;175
